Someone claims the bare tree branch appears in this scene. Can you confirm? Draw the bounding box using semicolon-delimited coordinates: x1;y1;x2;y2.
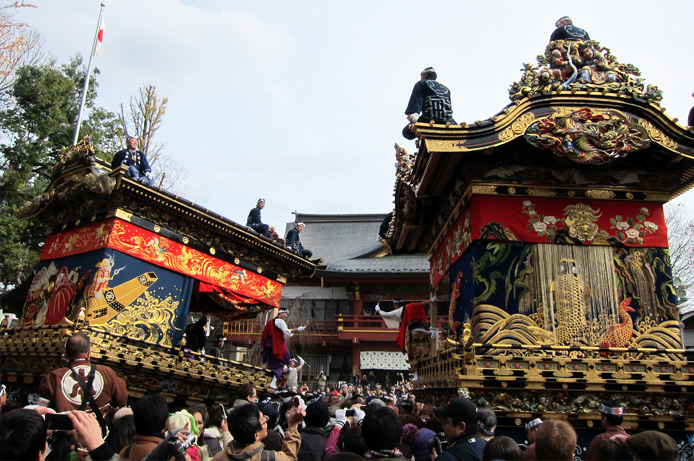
118;84;189;193
0;2;45;101
665;202;694;312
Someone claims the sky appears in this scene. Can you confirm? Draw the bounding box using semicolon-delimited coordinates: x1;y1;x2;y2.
12;0;694;230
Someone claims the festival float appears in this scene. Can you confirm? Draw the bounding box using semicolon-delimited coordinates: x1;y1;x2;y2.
0;141;317;404
385;33;694;448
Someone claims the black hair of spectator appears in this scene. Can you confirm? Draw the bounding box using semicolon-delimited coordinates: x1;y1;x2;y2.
362;406;403;451
424;416;443;433
278;399;295;430
133;393;169;436
400;413;424;429
66;333;90;358
208;406;224;428
228;403;263;445
237;383;256;401
482;436;523;461
591;438;618;461
305;401;330;428
603;413;623;427
188;403;209;426
0;409;48;461
340;398;357;410
106;415;135;454
338;424;367;456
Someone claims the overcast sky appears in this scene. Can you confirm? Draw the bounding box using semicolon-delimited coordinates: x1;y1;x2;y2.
13;0;694;230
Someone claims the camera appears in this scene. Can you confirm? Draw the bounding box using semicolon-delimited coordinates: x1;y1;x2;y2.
428;433;448;454
46;413;73;431
346;409;355;417
181;433;196;450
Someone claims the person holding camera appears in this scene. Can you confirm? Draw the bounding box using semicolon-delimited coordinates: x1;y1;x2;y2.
213;402;306;461
432;398;485;461
324;404;366;459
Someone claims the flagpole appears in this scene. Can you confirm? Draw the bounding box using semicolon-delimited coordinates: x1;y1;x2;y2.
73;3;105;146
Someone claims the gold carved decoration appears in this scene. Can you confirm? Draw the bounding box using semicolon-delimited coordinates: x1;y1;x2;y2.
644;193;669;202
471;185;498;195
499;113;535;142
585;190;616;200
527;188;557;197
425;139;469;152
115;209;133;222
637;120;678;150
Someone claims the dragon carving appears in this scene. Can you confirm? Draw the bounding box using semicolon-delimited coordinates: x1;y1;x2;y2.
525;107;650;164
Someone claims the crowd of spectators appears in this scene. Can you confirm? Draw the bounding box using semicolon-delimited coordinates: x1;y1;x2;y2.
0;335;682;461
0;377;682;461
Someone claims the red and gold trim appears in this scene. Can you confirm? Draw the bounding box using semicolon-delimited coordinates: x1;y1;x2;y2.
41;218;282;307
430;195;668;286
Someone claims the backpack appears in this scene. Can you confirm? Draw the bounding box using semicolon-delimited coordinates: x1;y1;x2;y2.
226;443;276;461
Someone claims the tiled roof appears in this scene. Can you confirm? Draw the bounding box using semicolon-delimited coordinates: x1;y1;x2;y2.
284;214;429;274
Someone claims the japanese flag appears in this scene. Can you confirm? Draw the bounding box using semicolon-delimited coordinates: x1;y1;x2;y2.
94;14;105;56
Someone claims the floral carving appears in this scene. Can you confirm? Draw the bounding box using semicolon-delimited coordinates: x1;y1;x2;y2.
609;208;658;245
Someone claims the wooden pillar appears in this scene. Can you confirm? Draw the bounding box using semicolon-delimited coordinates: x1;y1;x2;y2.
352;344;361;376
354;282;364;315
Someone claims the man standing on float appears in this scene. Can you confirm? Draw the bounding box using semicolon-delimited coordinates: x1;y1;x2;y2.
261;307;306;389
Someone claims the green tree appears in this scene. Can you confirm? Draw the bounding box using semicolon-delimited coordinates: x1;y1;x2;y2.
0;55;121;292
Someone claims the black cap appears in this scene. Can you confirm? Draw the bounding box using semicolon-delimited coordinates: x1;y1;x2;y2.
305;401;330;428
262;403;279;427
433;398;477;425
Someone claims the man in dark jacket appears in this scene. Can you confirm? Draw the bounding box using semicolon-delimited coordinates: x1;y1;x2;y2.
111;136;153;186
402;67;455;140
286;223;312;259
247;199;272;238
298;401;330;461
433;398;485;461
549;16;590;42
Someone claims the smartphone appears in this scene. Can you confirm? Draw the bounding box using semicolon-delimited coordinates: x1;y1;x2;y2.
220;404;227;420
46;413;73;431
293;396;301;409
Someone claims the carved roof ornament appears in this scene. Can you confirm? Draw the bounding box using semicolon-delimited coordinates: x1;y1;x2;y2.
508;39;662;104
524;107;651;164
394;143;415;184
